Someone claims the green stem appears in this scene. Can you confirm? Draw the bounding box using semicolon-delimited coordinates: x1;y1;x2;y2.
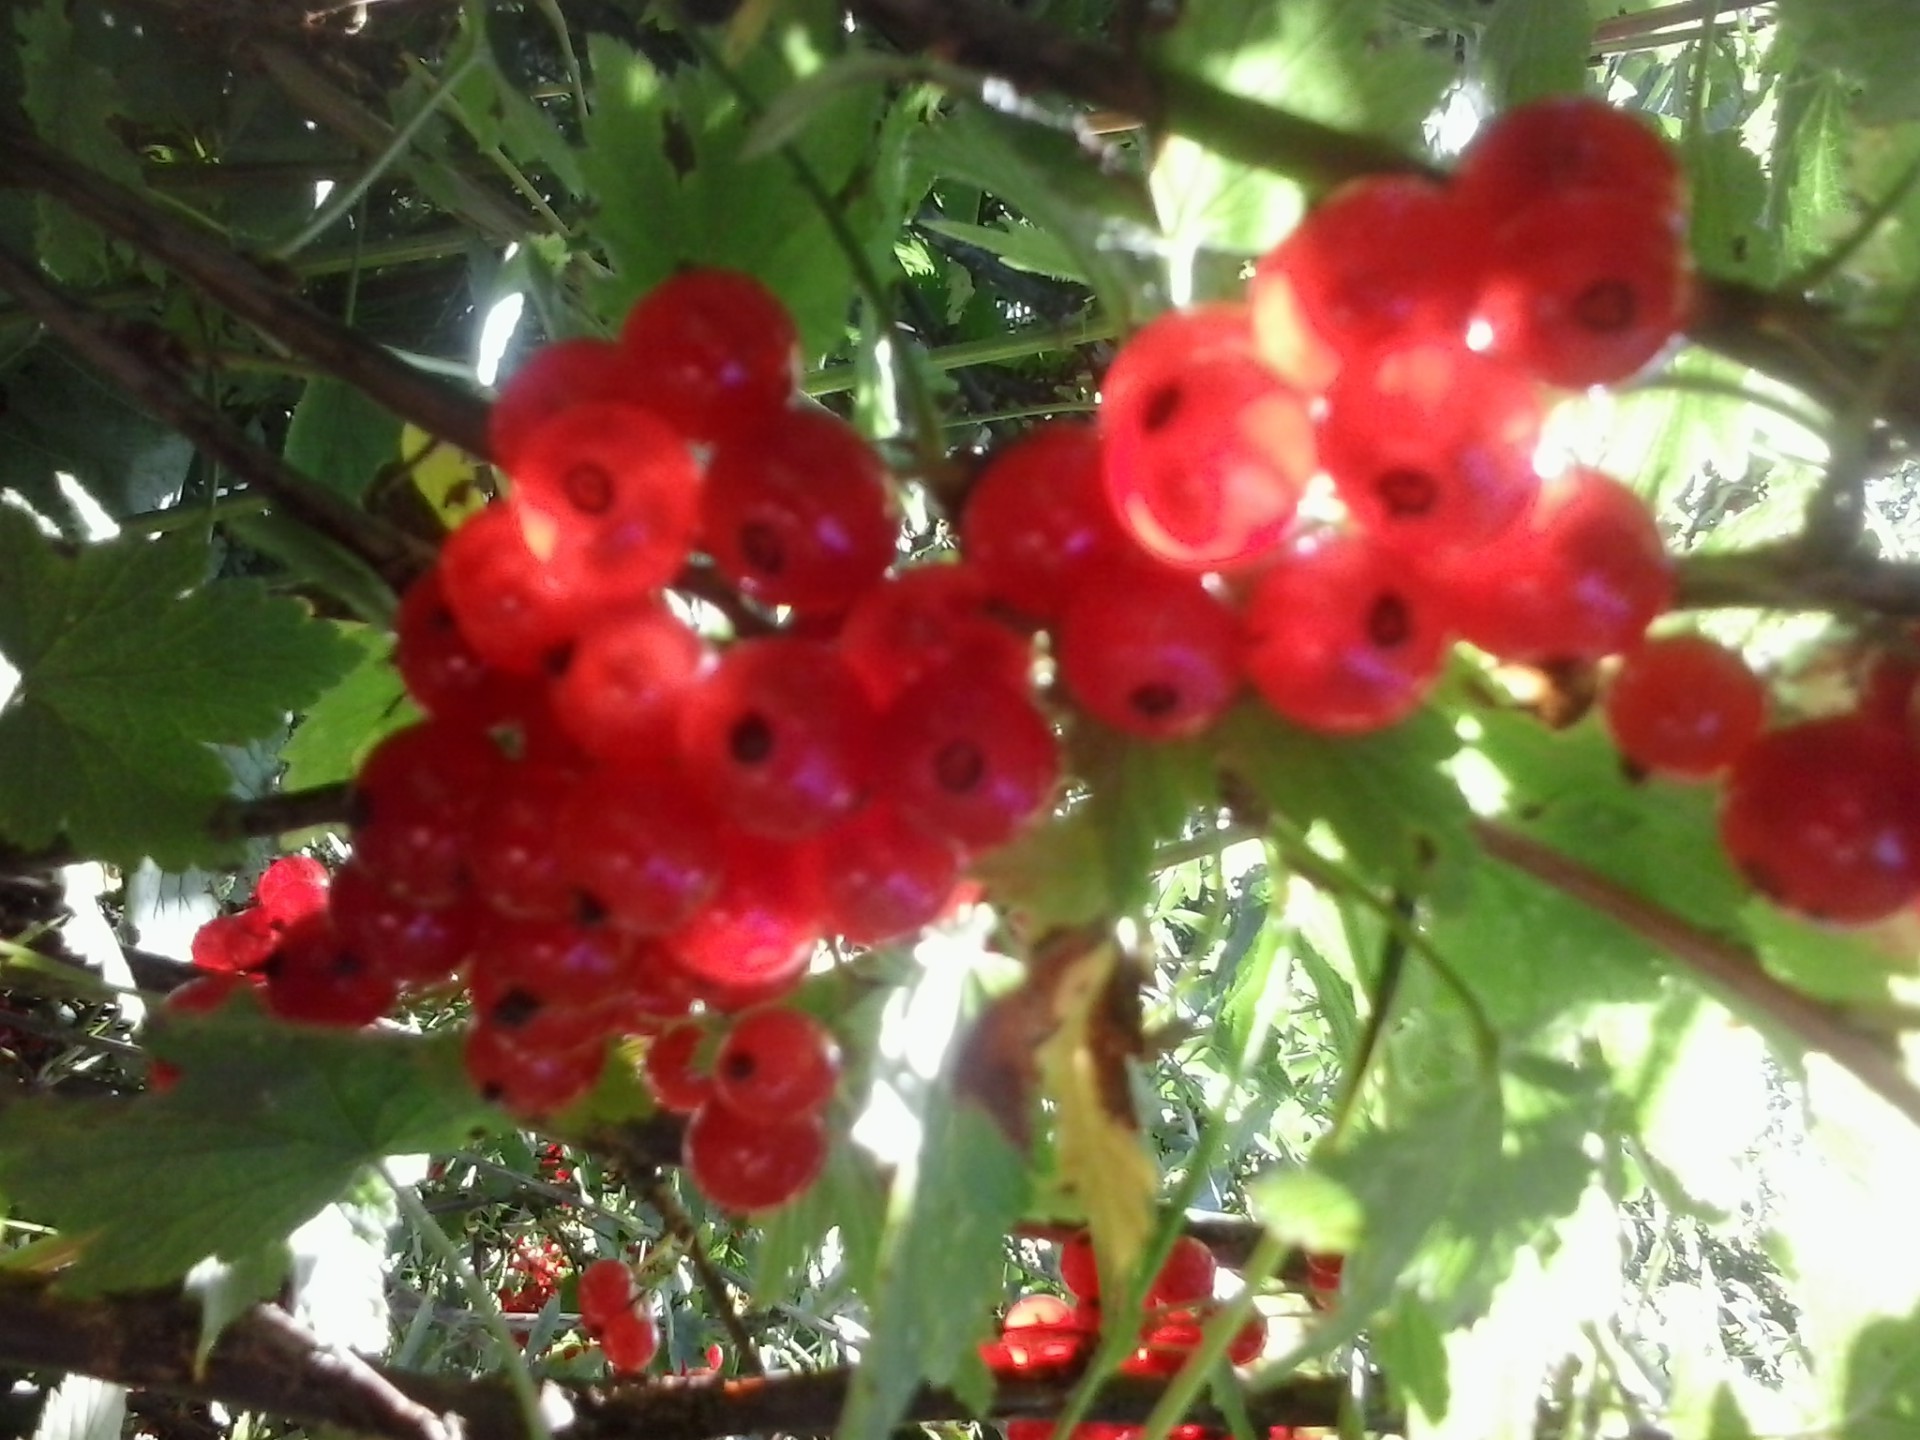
1136;1232;1289;1440
273;50;485;260
944;399;1099;428
1625;372;1828;437
379;1160;550;1440
530;0;590;118
119;492;270;537
805;314;1115;396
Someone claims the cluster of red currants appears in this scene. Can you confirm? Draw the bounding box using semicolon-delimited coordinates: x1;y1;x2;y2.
577;1257;660;1374
986;1234;1271;1440
498;1234;569;1318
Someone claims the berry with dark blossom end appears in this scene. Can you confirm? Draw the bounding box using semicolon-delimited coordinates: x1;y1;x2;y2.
1455;95;1682;221
555;769;725;937
328;862;477;987
490;338;637;473
438;504;584;676
1056;566;1241;741
620;268;799;443
395;568;540;727
261;913;397;1028
712;1006;839;1118
662;833;825;996
464;1024;607;1116
1603;634;1766;781
643;1021;714;1114
683;1102;828;1212
836;565;1031;709
877;665;1060;850
548;602;710;766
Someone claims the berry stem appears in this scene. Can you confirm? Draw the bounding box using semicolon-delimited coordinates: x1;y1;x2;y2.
638;1174;768;1377
1136;1230;1289;1440
379;1161;552;1440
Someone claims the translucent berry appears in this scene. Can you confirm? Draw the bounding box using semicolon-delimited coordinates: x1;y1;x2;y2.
1227;1313;1267;1366
395;568;539;725
1059;1232;1099;1300
1250;175;1485;390
255;856;330;924
262;914;397;1028
1149;1236;1217;1306
676;638;875;840
662;833;824;995
555;770;724;936
620;268;799;442
1318;338;1542;553
438;504;584;675
465;1023;606;1115
1100;306;1314;571
702;406;896;615
598;1306;660;1374
1719;716;1920;925
1603;635;1766;781
683;1103;828;1212
960;423;1132;622
490;338;637;473
644;1021;714;1113
578;1258;636;1330
191;908;278;974
1057;567;1241;740
817;804;964;945
877;666;1059;850
467;760;585;921
1455;96;1682;221
1242;532;1451;734
836;565;1031;708
712;1007;839;1118
1440;467;1672;664
549;603;709;765
328;862;477;986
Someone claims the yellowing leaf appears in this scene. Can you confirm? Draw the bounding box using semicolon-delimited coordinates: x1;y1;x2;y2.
397;423;491;529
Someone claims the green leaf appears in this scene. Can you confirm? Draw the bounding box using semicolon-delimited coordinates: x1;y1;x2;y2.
918;219;1085;284
1689;127;1780;284
1779;0;1920;125
16;0;145;284
0;509;359;866
1076;725;1218;913
1370;1293;1451;1422
836;1100;1028;1440
452;1;586;197
973;811;1115;929
0;1005;494;1294
1775;72;1858;268
1217;700;1470;892
281;626;415;792
752;1142;887;1306
1479;0;1593;107
283;378;405;503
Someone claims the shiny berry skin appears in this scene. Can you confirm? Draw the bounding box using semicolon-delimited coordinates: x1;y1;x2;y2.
577;1259;636;1330
464;1024;606;1115
1719;716;1920;925
712;1007;839;1118
1242;532;1451;734
1440;468;1673;664
1250;174;1485;390
327;862;476;986
619;268;799;443
549;603;709;765
467;760;585;921
1149;1236;1217;1306
1059;1232;1099;1300
683;1103;828;1212
701;406;896;615
395;569;539;726
1603;635;1766;781
836;566;1031;708
1456;96;1682;221
998;1294;1091;1370
1056;568;1241;740
598;1306;660;1374
1475;194;1690;389
1227;1314;1267;1366
255;856;329;923
663;833;824;994
644;1021;714;1113
471;918;641;1014
960;423;1132;622
438;504;583;675
490;338;637;473
191;908;278;974
351;721;504;905
877;666;1060;850
817;804;964;945
555;770;724;936
262;914;397;1028
677;639;875;840
1318;339;1542;553
510;402;701;604
1100;306;1313;572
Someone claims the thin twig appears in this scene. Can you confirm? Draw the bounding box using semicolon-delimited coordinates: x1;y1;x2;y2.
0;785;353;879
637;1176;766;1378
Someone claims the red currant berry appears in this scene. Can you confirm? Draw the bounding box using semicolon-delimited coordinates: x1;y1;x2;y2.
467;759;587;921
683;1102;828;1212
438;504;584;675
644;1021;714;1113
1440;467;1673;664
1000;1294;1090;1370
549;603;710;766
1149;1236;1217;1306
1100;306;1314;571
877;665;1059;850
1456;96;1682;221
471;918;642;1016
676;638;875;840
620;269;799;443
555;769;725;936
464;1023;606;1115
578;1258;636;1331
191;908;277;974
712;1007;839;1118
1603;635;1766;781
701;406;896;615
1059;1233;1099;1301
1720;716;1920;925
510;402;701;604
1227;1313;1267;1366
1056;567;1240;740
1860;642;1920;735
328;862;477;986
396;568;540;726
262;914;397;1028
961;423;1132;622
662;833;825;994
1318;338;1542;553
490;338;637;473
255;856;329;925
817;804;964;945
836;565;1031;708
1250;175;1485;390
598;1305;660;1374
1241;532;1451;734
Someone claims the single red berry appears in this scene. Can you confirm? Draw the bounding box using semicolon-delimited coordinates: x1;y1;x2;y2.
1719;716;1920;925
999;1294;1091;1370
1303;1251;1344;1301
620;269;799;443
1227;1313;1267;1366
1100;305;1314;571
712;1007;839;1118
702;406;897;615
555;769;725;936
328;862;477;986
1439;467;1673;664
549;602;710;766
470;918;641;1026
817;804;964;945
467;760;587;922
644;1021;714;1113
676;638;876;840
262;914;397;1028
836;565;1031;708
1056;567;1241;740
877;666;1059;850
683;1102;828;1212
662;833;825;995
1318;338;1542;553
351;721;504;906
961;423;1132;622
577;1259;636;1330
1242;531;1451;734
1059;1233;1099;1301
1603;635;1766;781
598;1306;660;1374
1455;96;1682;221
396;568;541;726
1250;174;1485;391
438;504;584;676
510;402;702;605
1475;194;1691;389
1149;1236;1217;1306
490;338;638;473
464;1023;606;1115
190;908;278;974
255;856;329;925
